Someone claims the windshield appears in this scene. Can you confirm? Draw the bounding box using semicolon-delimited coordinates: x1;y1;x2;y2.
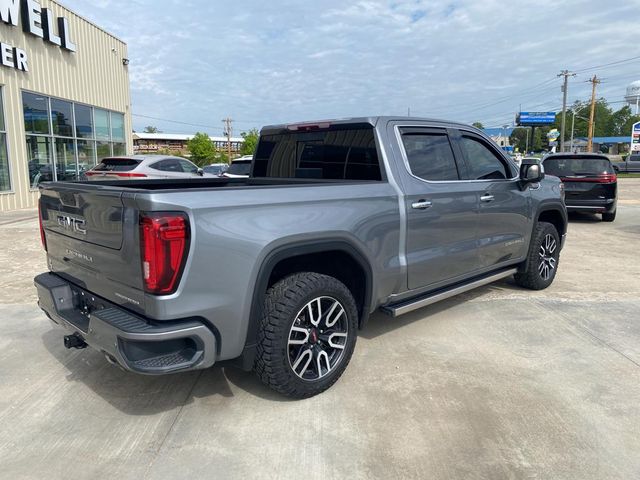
227;161;252;175
253;125;381;180
92;158;141;172
543;157;613;177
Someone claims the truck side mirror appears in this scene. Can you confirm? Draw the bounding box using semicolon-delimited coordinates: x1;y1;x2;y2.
520;159;544;184
197;168;204;176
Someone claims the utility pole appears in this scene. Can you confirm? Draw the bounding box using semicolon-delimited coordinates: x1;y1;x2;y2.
558;70;576;152
223;118;233;160
587;76;601;153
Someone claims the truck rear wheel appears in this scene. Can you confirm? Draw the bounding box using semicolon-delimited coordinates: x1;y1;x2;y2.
255;272;358;398
514;221;560;290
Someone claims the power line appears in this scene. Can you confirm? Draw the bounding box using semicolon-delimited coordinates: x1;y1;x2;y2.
132;113;225;131
573;55;640;74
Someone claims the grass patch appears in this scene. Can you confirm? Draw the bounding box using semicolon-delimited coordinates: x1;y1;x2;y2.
617;173;640;178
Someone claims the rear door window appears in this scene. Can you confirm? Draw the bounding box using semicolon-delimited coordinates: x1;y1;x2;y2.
253;125;382;180
458;135;511;180
400;129;460;181
93;158;140;172
179;159;199;174
150;159;182;172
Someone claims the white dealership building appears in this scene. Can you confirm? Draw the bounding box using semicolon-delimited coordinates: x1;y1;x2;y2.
0;0;132;211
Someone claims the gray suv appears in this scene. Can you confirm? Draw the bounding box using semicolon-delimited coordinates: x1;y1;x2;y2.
35;117;567;398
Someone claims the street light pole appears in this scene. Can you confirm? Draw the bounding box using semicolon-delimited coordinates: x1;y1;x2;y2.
570;111;575;152
558;70;576;153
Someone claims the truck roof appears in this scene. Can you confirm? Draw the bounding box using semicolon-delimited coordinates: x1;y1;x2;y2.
261;116;477;134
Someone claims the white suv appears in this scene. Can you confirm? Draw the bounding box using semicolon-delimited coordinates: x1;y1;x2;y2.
85;155;208;180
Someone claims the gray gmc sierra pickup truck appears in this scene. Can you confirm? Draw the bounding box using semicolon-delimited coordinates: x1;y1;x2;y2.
35;117;567;398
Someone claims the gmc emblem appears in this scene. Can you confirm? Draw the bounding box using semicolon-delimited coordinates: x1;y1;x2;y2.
56;215;87;235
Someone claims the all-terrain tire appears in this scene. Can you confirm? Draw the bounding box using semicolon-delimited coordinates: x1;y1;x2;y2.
514;221;560;290
254;272;358;398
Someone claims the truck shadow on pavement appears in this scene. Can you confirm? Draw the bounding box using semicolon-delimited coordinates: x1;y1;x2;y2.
40;329;294;414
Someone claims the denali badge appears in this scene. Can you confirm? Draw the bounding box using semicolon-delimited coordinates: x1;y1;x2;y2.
65;249;93;263
56;214;86;235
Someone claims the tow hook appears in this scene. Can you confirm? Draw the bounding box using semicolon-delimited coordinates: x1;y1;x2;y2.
64;333;88;349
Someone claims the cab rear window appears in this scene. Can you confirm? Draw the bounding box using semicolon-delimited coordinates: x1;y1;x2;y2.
253;125;382;181
93;158;141;172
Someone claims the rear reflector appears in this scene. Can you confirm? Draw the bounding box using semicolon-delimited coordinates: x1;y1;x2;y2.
38;200;47;252
140;212;190;295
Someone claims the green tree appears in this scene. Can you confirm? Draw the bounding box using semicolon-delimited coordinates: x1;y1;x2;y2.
240;129;259;156
609;105;640;137
187;132;216;166
144;126;159;133
472;122;484;129
509;128;530;152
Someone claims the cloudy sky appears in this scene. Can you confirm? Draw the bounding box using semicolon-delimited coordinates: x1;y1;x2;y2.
64;0;640;136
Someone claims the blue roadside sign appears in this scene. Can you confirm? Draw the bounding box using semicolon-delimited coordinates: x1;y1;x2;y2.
517;112;556;126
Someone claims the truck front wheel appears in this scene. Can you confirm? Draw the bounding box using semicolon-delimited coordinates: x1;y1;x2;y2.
514;221;560;290
255;272;358;398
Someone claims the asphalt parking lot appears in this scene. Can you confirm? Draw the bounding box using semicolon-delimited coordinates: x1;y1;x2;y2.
1;180;640;480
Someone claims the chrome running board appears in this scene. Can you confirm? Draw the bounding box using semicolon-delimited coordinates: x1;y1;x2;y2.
381;268;518;317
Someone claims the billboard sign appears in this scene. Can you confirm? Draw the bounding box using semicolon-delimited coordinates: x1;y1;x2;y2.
631;121;640;152
517;112;556;126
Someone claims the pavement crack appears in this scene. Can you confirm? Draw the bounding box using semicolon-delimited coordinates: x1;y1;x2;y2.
550;301;640;369
144;370;204;479
573;324;640;369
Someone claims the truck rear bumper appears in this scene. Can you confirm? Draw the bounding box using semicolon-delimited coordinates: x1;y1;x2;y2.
34;273;217;375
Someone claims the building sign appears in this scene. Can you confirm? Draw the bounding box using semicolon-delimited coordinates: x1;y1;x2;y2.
631;122;640;152
0;0;77;73
516;112;556;126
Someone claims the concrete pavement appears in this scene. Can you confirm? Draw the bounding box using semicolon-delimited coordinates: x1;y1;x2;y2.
0;183;639;479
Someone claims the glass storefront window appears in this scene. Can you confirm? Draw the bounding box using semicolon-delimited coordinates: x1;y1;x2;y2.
96;141;111;164
51;99;74;137
54;138;77;181
77;140;96;177
111;112;125;142
112;143;126;156
75;104;93;139
22;91;126;185
95;108;110;141
26;136;53;188
0;89;10;192
0;134;9;192
23;92;50;135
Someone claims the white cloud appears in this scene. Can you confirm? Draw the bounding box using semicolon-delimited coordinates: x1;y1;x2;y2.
61;0;640;133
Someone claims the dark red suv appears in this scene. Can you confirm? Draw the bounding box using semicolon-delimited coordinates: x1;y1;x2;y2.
542;153;617;222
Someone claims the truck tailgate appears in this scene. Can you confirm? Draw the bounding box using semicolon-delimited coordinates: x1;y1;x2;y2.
40;184;146;313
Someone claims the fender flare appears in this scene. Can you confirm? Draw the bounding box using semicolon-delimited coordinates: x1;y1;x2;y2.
243;239;375;353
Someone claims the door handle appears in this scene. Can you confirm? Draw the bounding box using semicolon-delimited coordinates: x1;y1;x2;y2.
411;200;432;210
480;194;495;203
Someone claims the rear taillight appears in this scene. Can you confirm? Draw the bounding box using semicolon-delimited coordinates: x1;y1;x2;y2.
140;212;190;295
561;173;616;183
84;172;146;178
598;173;617;183
115;172;147;178
38;201;47;252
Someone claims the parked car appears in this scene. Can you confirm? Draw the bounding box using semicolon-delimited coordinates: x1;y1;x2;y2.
542;153;617;222
202;163;229;176
612;154;640;173
84;155;206;180
220;155;252;178
35;116;567;398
